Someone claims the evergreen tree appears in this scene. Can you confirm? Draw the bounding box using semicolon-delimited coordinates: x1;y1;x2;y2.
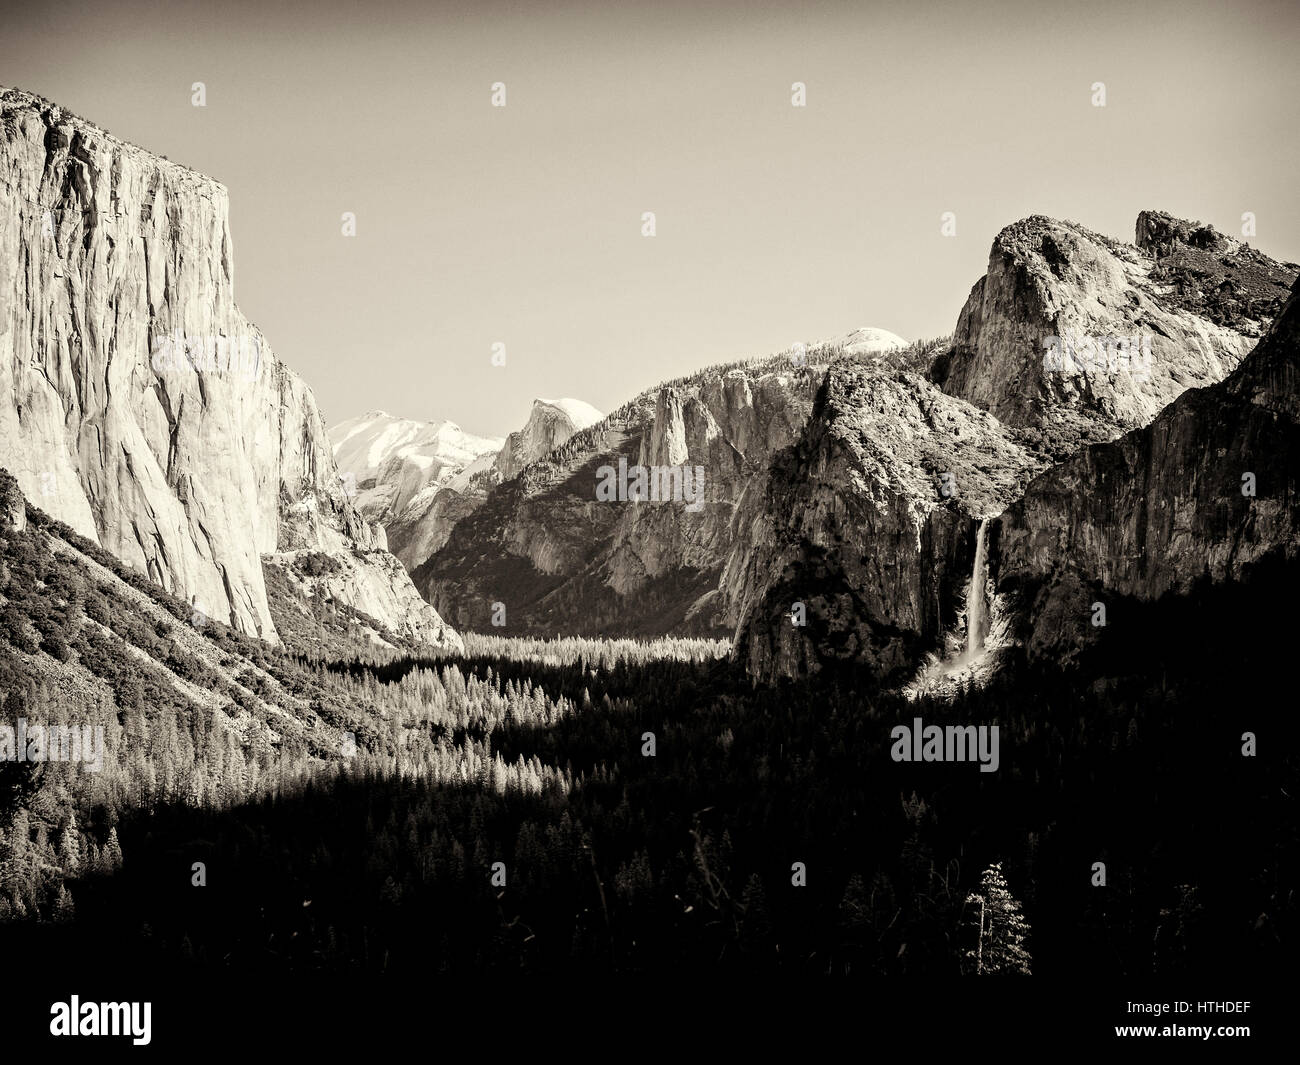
104;826;123;871
964;862;1032;975
53;884;75;923
59;813;82;874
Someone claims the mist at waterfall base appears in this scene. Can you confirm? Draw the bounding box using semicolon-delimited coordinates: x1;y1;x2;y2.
902;519;994;697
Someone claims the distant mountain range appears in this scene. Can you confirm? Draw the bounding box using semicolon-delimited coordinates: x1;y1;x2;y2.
330;411;504;524
402;212;1295;689
410;327;918;638
331;399;605;569
3;84;1297;692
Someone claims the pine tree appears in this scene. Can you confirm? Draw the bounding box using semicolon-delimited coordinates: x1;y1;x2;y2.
104;826;123;871
964;862;1032;975
9;809;30;858
59;813;82;874
53;884;75;923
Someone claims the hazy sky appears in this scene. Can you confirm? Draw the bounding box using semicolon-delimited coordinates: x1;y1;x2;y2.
3;0;1297;437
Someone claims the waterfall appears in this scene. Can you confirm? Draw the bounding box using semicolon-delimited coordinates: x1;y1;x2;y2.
966;518;989;660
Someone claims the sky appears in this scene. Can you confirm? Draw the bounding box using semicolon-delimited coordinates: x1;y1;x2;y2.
2;0;1297;437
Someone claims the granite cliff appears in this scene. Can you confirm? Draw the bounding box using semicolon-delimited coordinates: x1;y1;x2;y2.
930;213;1294;442
733;213;1296;680
727;365;1045;682
0;87;459;650
993;276;1300;661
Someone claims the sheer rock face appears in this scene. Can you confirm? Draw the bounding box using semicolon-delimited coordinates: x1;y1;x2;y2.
728;366;1046;683
931;214;1295;437
0;88;458;648
606;370;816;600
494;398;603;481
384;477;486;570
0;469;25;531
994;278;1300;661
415;361;829;635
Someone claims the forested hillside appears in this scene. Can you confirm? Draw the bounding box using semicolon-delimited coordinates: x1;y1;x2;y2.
4;455;1294;977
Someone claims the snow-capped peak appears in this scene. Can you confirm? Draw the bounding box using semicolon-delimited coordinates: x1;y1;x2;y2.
329;411;504;522
533;397;604;432
839;327;908;353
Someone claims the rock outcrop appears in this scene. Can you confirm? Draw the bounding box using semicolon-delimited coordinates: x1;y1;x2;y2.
0;468;25;531
493;398;603;481
264;546;461;650
727;366;1046;682
993;276;1300;660
1134;210;1296;330
0;87;459;649
931;214;1295;443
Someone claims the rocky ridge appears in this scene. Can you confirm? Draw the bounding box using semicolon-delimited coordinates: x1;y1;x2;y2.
930;213;1294;442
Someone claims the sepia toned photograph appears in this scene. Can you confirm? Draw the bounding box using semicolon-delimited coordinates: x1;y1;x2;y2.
0;0;1295;1051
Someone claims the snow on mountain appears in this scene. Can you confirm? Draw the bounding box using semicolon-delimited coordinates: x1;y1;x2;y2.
535;397;604;430
835;327;908;354
493;398;607;480
329;411;503;523
332;398;605;569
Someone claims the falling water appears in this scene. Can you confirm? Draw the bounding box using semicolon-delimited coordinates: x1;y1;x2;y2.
966;518;989;660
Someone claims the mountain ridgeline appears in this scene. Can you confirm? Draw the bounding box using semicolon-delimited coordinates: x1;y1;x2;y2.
411;342;886;638
4;84;1296;686
0;86;1296;987
395;213;1295;683
379;398;604;569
